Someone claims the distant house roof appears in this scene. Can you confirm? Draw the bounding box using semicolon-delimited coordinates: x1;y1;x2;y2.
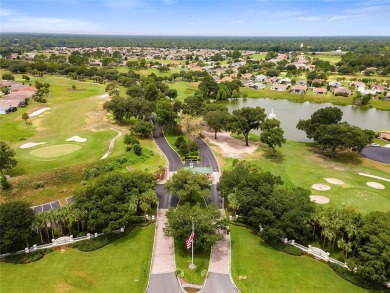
334;87;352;95
291;85;307;91
271;84;288;90
313;88;328;94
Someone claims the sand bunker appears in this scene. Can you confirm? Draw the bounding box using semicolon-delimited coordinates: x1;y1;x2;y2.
202;130;257;158
310;195;330;204
311;184;331;191
325;178;345;185
366;182;385;190
66;136;87;142
20;142;47;149
29;108;51;117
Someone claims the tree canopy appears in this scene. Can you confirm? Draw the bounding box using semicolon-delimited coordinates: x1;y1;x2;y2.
73;172;155;233
228;107;266;146
164;203;227;252
0;141;17;175
0;201;35;253
260;118;286;156
165;169;210;204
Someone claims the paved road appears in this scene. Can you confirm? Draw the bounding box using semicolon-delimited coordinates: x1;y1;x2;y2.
196;138;219;172
148;273;182;293
153;126;183;171
147;209;182;293
360;146;390;164
155;184;178;209
202;273;239;293
206;184;222;208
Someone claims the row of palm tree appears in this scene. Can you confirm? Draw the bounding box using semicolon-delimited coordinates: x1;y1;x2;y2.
32;190;159;244
310;206;362;257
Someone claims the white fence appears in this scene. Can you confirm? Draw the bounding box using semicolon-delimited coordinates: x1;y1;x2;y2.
285;238;348;269
0;227;125;259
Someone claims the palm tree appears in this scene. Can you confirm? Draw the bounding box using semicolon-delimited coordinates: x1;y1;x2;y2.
227;192;240;217
141;189;158;213
33;213;45;244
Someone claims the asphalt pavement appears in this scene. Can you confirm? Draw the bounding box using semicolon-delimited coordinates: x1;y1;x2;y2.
153;126;183;171
147;273;183;293
360;146;390;164
196;137;219;172
155;184;178;209
201;273;239;293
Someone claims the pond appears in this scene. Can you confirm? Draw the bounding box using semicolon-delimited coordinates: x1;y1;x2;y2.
223;98;390;141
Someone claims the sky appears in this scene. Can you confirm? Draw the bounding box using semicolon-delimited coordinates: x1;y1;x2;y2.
0;0;389;36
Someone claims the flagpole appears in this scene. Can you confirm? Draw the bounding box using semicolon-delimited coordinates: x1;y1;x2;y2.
189;221;196;270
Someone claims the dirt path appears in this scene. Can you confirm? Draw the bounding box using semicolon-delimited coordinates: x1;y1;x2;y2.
202;130;257;158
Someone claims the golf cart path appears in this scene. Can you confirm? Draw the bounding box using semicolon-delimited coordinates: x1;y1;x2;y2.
100;128;122;160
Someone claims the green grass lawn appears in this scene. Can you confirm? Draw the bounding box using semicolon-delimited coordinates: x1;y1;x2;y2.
0;224;155;293
214;138;390;214
230;225;370;293
167;80;199;102
174;240;210;285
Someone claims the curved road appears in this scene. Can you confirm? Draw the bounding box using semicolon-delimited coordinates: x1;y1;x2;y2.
100;128;122;160
360;146;390;164
153;126;183;171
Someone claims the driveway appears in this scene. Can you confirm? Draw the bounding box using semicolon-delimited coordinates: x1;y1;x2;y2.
196;137;219;172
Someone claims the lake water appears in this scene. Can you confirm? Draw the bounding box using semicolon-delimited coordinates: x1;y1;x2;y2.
223;98;390;141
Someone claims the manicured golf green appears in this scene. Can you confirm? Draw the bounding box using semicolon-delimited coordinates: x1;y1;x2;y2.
230;225;369;293
0;224;155;293
226;140;390;213
30;144;81;158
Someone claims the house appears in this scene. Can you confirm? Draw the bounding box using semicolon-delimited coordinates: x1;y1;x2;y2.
378;131;390;141
371;84;386;92
334;87;352;96
279;78;291;84
254;74;267;82
313;88;328;95
296;80;307;85
328;81;341;88
271;84;289;91
248;83;266;90
290;85;307;94
266;76;279;83
350;81;366;92
360;89;377;96
385;92;390;101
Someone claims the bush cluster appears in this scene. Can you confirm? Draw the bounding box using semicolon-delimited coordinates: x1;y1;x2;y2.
72;232;124;252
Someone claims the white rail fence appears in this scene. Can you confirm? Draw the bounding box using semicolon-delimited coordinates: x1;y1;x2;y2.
284;238;348;268
0;227;125;259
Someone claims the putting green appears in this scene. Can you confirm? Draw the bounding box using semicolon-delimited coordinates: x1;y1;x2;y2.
30;144;81;158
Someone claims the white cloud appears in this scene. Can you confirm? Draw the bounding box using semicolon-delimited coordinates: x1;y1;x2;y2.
329;15;347;21
234;20;244;24
0;11;101;34
297;17;321;22
104;0;149;9
0;8;13;17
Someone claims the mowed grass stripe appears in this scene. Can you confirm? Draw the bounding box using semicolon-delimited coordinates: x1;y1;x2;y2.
230;225;368;293
0;224;155;293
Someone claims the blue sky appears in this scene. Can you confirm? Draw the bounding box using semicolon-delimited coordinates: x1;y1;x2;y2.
0;0;389;36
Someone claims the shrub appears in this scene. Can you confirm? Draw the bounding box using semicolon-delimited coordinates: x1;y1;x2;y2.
117;156;128;164
72;232;124;252
133;144;142;156
176;268;184;278
283;245;302;256
126;146;132;152
89;167;100;178
32;181;44;189
0;249;51;264
103;164;114;172
328;262;385;290
201;269;208;278
1;176;9;190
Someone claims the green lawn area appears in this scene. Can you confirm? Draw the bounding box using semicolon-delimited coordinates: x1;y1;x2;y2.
249;53;266;61
174;240;210;285
167;80;199;102
214;138;390;214
0;224;155;293
230;225;370;293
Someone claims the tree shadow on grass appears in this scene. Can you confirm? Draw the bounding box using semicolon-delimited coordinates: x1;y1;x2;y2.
263;148;285;164
306;145;363;166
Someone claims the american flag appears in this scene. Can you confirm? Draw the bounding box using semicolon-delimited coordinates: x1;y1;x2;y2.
186;228;195;249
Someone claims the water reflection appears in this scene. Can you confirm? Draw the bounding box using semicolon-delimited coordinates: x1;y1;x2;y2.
223;98;390;141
